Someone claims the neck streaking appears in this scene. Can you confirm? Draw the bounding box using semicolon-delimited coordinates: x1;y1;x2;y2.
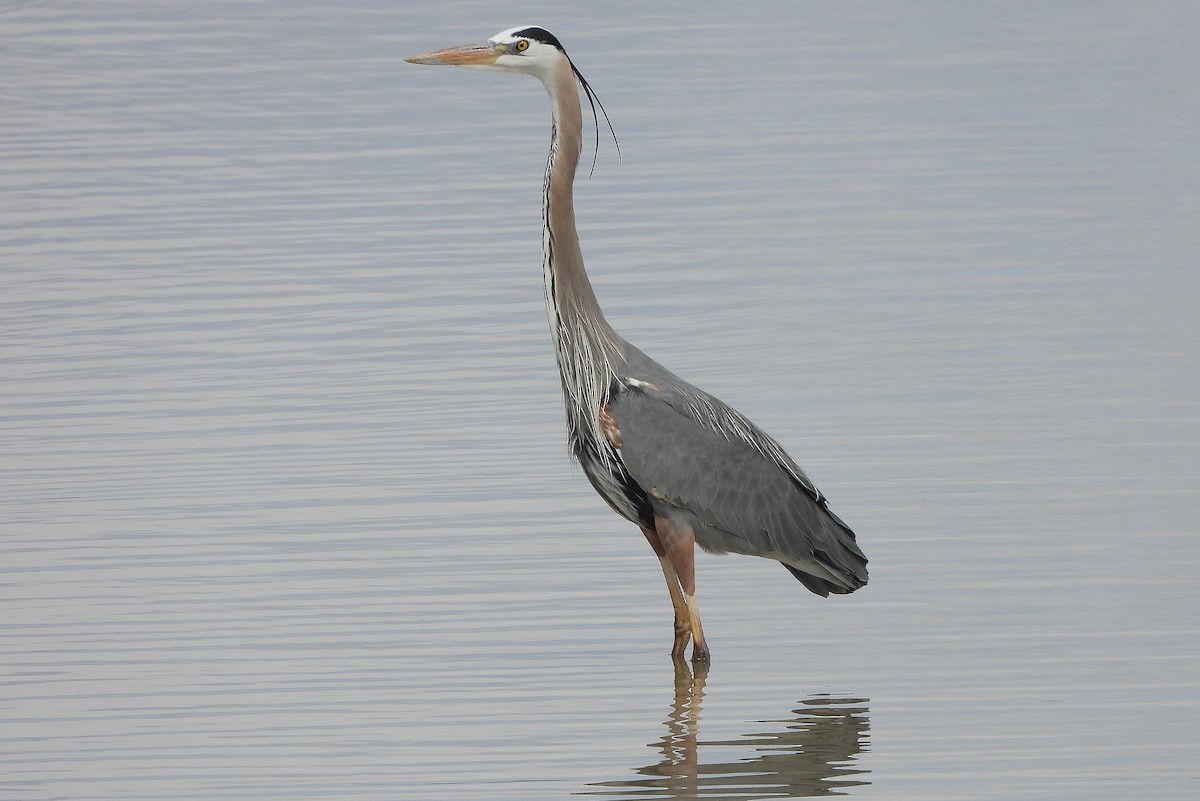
540;63;624;461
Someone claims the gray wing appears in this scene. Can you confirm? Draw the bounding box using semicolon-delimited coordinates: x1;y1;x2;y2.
606;373;867;596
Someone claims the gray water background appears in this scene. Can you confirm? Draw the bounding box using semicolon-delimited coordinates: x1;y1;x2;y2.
3;2;1198;799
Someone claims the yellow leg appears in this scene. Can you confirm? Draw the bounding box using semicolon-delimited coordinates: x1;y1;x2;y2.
656;555;692;657
643;526;697;659
682;591;709;662
652;514;710;663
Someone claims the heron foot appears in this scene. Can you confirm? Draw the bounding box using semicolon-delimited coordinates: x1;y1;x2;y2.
681;591;709;663
671;621;691;658
671;621;709;661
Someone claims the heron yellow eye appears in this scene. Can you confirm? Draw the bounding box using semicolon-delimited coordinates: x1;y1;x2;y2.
515;39;529;52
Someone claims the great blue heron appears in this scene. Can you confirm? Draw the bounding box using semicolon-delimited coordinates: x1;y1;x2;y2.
408;26;867;662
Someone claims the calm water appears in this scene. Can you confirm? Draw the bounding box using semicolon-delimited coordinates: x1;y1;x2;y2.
3;2;1198;799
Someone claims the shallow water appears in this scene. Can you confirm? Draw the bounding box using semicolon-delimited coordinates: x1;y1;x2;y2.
3;2;1198;799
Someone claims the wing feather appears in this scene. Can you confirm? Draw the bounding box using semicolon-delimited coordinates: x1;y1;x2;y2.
607;376;867;593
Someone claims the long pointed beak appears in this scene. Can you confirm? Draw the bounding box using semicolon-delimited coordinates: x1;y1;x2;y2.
405;41;500;66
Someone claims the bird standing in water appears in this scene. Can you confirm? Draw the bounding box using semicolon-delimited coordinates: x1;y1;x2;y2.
408;26;867;661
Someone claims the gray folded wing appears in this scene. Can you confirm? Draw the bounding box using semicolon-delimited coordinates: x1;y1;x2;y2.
607;376;867;595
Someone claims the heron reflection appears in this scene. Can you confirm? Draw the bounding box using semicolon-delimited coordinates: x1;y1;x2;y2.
585;662;869;798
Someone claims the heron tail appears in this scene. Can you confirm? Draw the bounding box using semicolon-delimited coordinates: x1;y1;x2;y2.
783;507;869;597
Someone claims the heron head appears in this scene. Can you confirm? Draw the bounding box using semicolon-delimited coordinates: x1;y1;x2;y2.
407;26;620;175
406;25;569;78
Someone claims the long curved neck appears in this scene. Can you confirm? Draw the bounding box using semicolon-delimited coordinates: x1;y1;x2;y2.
540;62;623;430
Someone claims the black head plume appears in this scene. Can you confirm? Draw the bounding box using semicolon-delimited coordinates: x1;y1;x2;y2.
513;27;619;176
